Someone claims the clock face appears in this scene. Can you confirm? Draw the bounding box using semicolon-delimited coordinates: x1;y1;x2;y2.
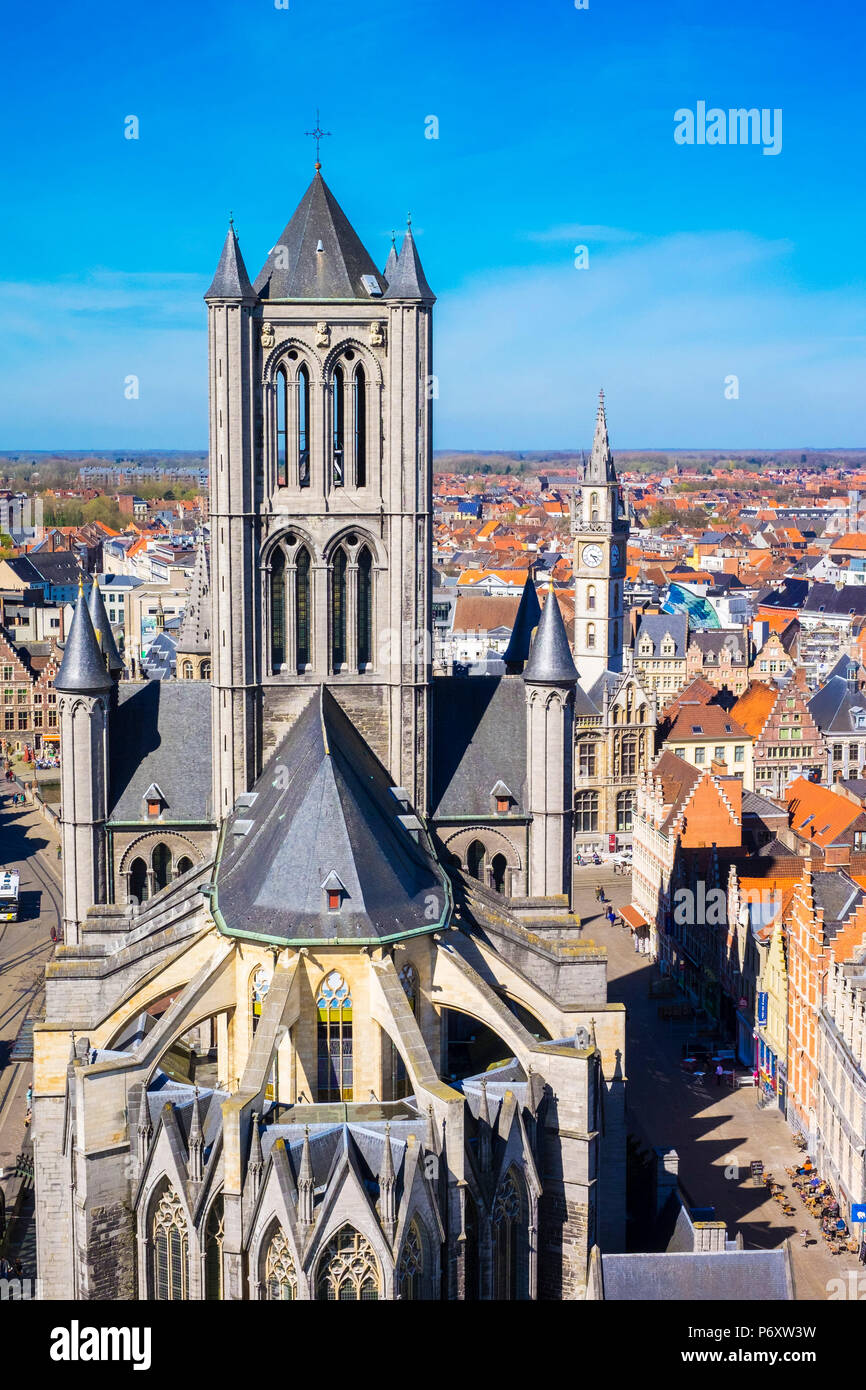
583;543;603;569
611;544;621;567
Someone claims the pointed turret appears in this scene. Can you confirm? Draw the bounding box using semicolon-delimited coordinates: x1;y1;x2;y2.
383;232;399;284
87;580;123;678
379;1122;397;1241
247;1111;264;1198
204;223;255;302
383;226;435;303
584;388;617;485
254;172;387;301
523;583;578;686
55;585;113;693
477;1079;492;1173
297;1125;315;1226
502;570;542;671
187;1088;204;1183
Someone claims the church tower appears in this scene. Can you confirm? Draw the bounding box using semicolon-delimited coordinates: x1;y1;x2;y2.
55;586;114;945
524;584;578;902
204;169;435;820
571;391;628;691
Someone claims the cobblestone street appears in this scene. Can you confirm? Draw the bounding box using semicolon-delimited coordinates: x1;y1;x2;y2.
574;863;865;1301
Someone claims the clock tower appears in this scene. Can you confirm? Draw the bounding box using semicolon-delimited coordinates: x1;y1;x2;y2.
571;391;629;691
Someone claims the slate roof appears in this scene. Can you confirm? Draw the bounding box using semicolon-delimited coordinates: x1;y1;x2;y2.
802;582;866;618
808;674;866;735
430;675;527;818
108;681;213;822
501;573;542;667
24;549;83;587
634;612;688;658
204;226;255;301
212;685;449;945
55;591;113;694
689;628;747;662
812;868;863;933
383;227;435;303
253;173;387;301
522;586;578;685
598;1250;791;1301
88;580;124;675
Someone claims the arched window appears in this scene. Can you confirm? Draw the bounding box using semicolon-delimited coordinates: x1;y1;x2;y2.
296;546;311;670
130;857;147;904
316;1226;380;1301
587;585;596;611
332;364;345;487
574;790;599;833
276;367;289;488
251;967;271;1038
617;789;635;833
152;1185;188;1300
466;840;486;881
399;962;418;1014
264;1226;297;1300
271;547;286;671
176;856;194;877
298;364;310;488
357;547;373;669
491;853;508;894
201;659;211;680
331;549;347;670
204;1195;224;1300
398;1221;424;1300
493;1169;526;1300
317;971;353;1101
586;623;596;650
590;491;599;523
354;366;366;487
182;660;193;679
152;842;171;892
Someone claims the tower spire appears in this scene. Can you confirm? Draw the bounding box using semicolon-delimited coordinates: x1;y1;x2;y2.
586;387;616;484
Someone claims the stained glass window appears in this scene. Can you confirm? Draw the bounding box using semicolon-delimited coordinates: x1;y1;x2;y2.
152;1186;188;1301
317;971;353;1101
398;1221;423;1300
316;1227;379;1301
264;1227;297;1300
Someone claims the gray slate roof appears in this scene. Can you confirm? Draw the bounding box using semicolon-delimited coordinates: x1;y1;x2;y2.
599;1250;792;1301
88;580;123;674
204;226;255;301
523;587;578;685
383;228;435;303
689;628;747;662
502;573;542;667
55;592;113;693
430;675;527;818
803;582;866;618
808;675;866;735
634;612;688;658
254;173;387;302
213;685;447;945
108;681;213;821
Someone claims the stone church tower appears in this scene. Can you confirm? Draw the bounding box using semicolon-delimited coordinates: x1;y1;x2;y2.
571;392;629;691
204;172;434;819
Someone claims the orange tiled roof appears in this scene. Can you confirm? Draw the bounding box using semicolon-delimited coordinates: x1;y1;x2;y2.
786;778;864;848
729;682;778;738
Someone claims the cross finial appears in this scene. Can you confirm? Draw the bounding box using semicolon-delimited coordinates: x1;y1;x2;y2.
305;109;332;170
391;228;396;248
407;211;412;229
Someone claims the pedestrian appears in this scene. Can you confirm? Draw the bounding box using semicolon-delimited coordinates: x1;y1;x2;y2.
594;884;601;902
25;1085;31;1108
607;907;616;927
801;1230;810;1249
715;1064;724;1087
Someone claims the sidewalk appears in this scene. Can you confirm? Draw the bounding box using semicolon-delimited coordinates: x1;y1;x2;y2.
577;864;864;1301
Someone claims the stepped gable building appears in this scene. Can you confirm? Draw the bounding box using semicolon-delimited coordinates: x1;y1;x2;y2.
33;168;627;1302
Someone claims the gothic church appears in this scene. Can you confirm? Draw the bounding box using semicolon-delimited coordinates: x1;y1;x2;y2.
32;167;629;1301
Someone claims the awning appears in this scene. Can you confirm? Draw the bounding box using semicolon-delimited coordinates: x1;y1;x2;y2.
619;904;650;936
42;733;60;742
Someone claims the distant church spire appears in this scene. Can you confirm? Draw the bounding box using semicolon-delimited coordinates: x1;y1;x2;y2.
585;388;617;485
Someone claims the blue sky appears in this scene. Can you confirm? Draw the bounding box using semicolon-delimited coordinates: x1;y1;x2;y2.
0;0;863;450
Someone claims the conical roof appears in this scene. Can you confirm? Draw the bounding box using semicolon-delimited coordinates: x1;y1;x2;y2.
55;588;113;693
383;227;435;302
254;172;387;301
502;572;542;667
176;537;211;657
584;388;617;485
204;225;255;301
523;585;578;686
88;580;123;675
383;235;399;284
